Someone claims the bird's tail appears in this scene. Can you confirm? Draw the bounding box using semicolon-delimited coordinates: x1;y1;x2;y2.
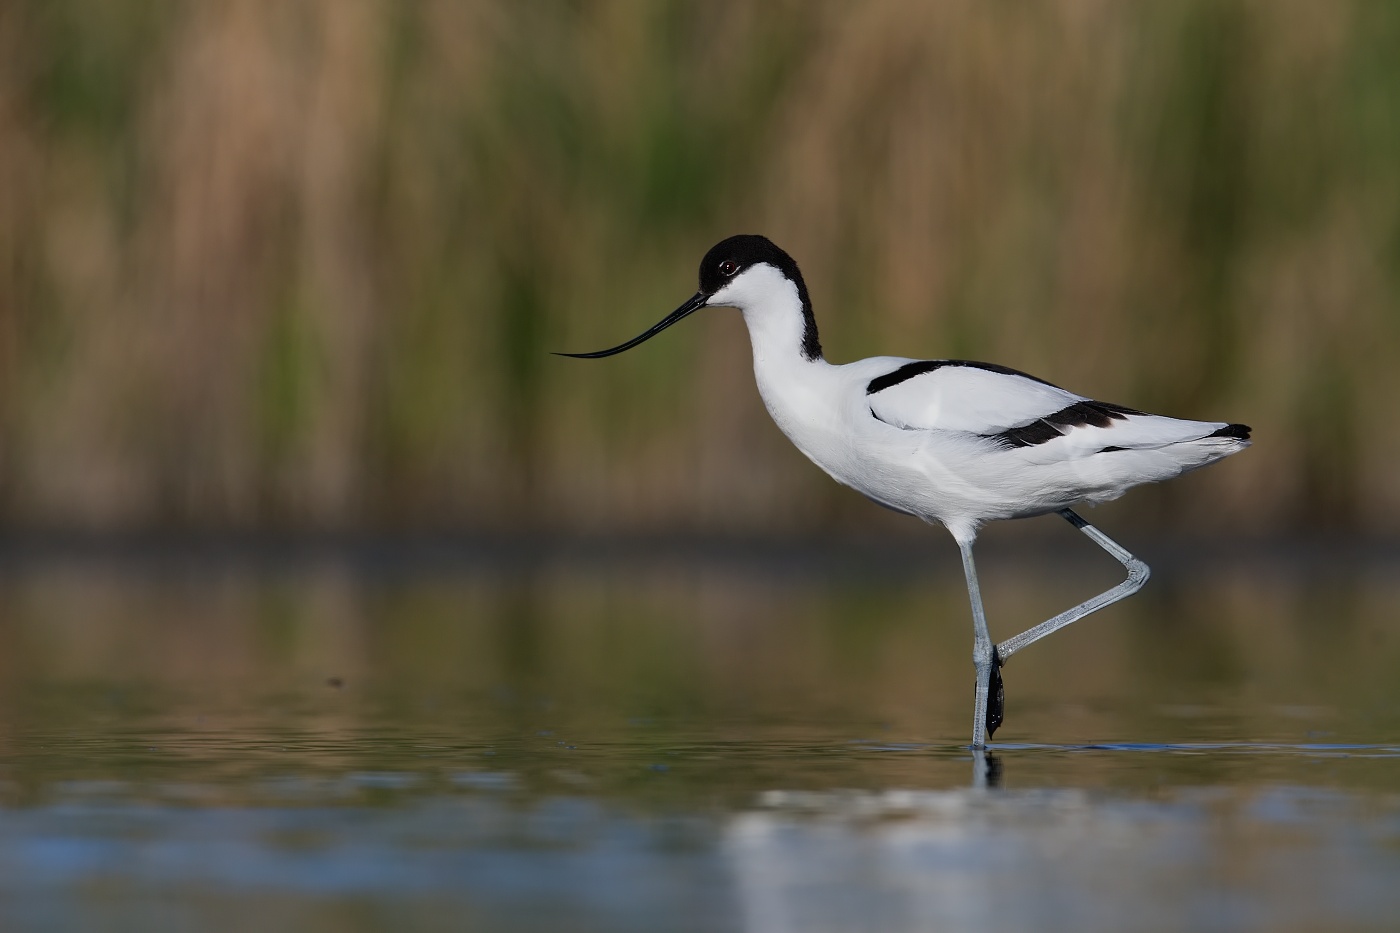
1171;422;1252;475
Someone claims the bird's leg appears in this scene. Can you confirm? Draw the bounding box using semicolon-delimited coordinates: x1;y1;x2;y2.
958;540;1003;748
995;509;1151;661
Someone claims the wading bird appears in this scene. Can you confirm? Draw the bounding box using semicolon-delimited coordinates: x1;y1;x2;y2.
558;235;1250;748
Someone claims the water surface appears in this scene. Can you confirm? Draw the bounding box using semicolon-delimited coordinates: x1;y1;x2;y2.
0;534;1397;931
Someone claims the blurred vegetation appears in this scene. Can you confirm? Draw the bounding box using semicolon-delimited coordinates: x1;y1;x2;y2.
1;0;1398;534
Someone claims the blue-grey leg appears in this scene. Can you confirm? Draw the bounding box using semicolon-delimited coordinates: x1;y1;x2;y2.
996;509;1151;661
957;540;999;749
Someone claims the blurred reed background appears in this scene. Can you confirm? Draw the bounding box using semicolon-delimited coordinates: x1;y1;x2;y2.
1;0;1397;536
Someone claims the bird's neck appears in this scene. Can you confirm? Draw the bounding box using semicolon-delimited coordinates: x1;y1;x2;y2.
738;278;823;369
739;280;837;450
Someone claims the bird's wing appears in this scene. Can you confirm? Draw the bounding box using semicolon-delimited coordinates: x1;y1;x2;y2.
1014;410;1238;458
866;360;1085;435
865;359;1235;457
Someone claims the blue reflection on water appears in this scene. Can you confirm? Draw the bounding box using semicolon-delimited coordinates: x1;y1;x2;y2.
2;777;1399;933
0;796;739;932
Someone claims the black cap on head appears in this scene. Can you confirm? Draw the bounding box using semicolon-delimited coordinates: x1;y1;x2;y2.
699;235;798;294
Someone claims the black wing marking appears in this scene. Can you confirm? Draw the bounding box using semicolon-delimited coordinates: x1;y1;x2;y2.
1208;423;1252;440
865;360;1061;396
988;400;1147;449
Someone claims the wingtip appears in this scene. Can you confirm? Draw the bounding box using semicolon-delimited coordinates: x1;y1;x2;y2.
1208;423;1252;441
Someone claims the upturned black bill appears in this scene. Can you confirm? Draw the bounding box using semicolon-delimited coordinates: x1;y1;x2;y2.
554;292;707;358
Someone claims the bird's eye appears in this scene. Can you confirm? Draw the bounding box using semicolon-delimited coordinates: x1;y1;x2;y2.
719;260;738;277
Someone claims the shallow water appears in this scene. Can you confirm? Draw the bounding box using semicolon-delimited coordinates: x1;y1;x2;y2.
1;533;1398;932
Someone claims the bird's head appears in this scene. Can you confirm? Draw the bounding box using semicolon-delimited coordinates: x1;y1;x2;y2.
556;234;820;361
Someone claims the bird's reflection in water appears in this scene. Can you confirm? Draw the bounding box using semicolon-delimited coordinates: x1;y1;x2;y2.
972;748;1004;789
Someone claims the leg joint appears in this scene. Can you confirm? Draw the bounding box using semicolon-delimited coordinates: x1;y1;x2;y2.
1124;558;1151;591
